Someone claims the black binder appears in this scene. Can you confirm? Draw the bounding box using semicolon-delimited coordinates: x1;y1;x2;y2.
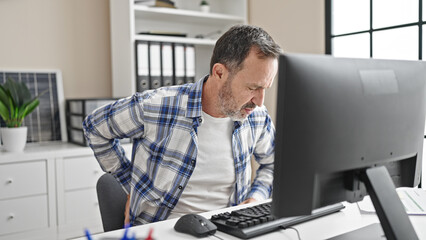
135;40;150;92
149;42;162;89
174;43;186;85
161;42;174;87
185;44;195;83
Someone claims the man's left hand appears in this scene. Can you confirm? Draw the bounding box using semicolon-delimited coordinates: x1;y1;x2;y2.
239;198;257;205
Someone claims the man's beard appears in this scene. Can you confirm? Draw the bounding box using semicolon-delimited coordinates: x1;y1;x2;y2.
218;79;256;121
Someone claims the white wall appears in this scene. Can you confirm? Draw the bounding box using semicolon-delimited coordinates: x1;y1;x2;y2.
0;0;112;99
248;0;325;122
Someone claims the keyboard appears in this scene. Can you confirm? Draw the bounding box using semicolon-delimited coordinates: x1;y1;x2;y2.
210;202;345;239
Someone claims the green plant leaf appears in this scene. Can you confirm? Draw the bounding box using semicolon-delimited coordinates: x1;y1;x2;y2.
0;101;9;121
18;81;32;105
18;99;39;119
17;105;27;119
5;78;20;106
14;106;18;119
26;99;40;115
0;77;43;127
23;88;48;106
8;97;15;119
0;85;11;110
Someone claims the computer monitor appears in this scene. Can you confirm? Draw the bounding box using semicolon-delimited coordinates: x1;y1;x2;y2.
271;53;426;239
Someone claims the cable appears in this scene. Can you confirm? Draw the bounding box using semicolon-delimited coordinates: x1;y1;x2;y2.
281;226;302;240
210;233;225;240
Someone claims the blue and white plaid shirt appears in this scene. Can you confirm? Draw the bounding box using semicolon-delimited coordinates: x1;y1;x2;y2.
83;76;275;225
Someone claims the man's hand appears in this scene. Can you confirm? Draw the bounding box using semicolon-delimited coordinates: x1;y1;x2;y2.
238;198;257;205
124;194;130;225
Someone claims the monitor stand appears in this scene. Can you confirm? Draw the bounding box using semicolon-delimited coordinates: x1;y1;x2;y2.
328;166;418;240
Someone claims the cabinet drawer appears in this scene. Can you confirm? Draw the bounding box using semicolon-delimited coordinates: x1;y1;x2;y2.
63;156;103;190
0;195;48;235
64;188;102;224
0;161;47;199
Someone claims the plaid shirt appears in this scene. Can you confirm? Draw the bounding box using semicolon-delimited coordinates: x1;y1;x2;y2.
83;76;275;225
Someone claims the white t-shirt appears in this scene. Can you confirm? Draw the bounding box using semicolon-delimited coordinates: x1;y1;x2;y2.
168;111;236;219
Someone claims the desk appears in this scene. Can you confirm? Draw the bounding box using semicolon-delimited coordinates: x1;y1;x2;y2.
73;199;426;240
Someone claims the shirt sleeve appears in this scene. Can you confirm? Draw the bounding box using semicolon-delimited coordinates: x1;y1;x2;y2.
83;94;145;193
247;115;275;201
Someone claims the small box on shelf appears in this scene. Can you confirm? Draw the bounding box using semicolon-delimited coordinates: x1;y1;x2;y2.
66;98;131;146
135;0;176;8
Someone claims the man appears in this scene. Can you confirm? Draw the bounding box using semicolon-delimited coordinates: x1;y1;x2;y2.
83;24;282;225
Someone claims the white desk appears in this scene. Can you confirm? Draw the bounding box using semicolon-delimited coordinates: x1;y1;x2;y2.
73;199;426;240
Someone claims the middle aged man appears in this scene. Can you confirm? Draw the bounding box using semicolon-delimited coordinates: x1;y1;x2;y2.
83;24;282;226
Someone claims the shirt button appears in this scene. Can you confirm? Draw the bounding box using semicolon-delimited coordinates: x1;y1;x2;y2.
178;185;183;190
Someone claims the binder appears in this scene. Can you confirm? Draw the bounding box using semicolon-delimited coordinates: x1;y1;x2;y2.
149;42;162;89
185;45;195;83
161;43;174;87
174;43;185;85
136;41;150;92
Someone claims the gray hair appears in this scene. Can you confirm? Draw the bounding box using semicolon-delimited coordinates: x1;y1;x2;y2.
209;25;282;75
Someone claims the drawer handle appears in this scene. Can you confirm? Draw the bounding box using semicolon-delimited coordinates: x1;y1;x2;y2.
8;213;15;220
6;178;13;184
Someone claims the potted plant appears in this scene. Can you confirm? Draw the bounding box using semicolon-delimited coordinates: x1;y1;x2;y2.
0;77;45;152
200;0;210;13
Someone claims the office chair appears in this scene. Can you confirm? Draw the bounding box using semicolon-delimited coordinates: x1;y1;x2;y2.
96;173;127;232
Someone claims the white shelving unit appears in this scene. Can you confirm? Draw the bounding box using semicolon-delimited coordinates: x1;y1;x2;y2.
109;0;247;97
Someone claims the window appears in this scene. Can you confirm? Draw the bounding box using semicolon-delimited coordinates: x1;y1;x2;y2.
326;0;423;60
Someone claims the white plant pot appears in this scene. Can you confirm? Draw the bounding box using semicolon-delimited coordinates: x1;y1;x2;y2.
1;127;28;152
200;5;210;13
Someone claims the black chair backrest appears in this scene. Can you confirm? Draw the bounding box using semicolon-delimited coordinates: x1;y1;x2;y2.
96;173;127;232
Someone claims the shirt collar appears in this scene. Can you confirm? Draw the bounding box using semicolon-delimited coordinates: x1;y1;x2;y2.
186;75;208;118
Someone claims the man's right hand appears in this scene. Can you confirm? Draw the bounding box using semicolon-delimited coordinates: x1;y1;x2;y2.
124;194;130;225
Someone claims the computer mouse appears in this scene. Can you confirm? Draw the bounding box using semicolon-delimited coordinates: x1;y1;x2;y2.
174;213;217;238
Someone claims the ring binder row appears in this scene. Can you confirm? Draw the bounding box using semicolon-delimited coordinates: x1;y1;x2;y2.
135;40;196;92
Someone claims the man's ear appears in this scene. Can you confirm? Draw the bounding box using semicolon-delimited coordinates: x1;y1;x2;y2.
212;63;228;81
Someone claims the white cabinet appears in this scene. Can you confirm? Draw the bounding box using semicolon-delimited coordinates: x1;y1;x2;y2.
63;156;104;191
109;0;248;97
56;155;105;239
0;161;47;199
0;196;49;236
0;142;132;240
0;160;52;239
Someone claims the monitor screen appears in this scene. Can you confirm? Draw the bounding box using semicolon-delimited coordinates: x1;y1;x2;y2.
271;53;426;239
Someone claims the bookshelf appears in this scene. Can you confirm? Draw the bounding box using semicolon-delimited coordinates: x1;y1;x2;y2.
109;0;248;97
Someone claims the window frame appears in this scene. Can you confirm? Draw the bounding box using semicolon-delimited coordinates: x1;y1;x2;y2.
325;0;423;60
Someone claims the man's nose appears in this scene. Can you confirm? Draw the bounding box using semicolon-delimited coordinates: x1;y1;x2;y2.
252;89;265;107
